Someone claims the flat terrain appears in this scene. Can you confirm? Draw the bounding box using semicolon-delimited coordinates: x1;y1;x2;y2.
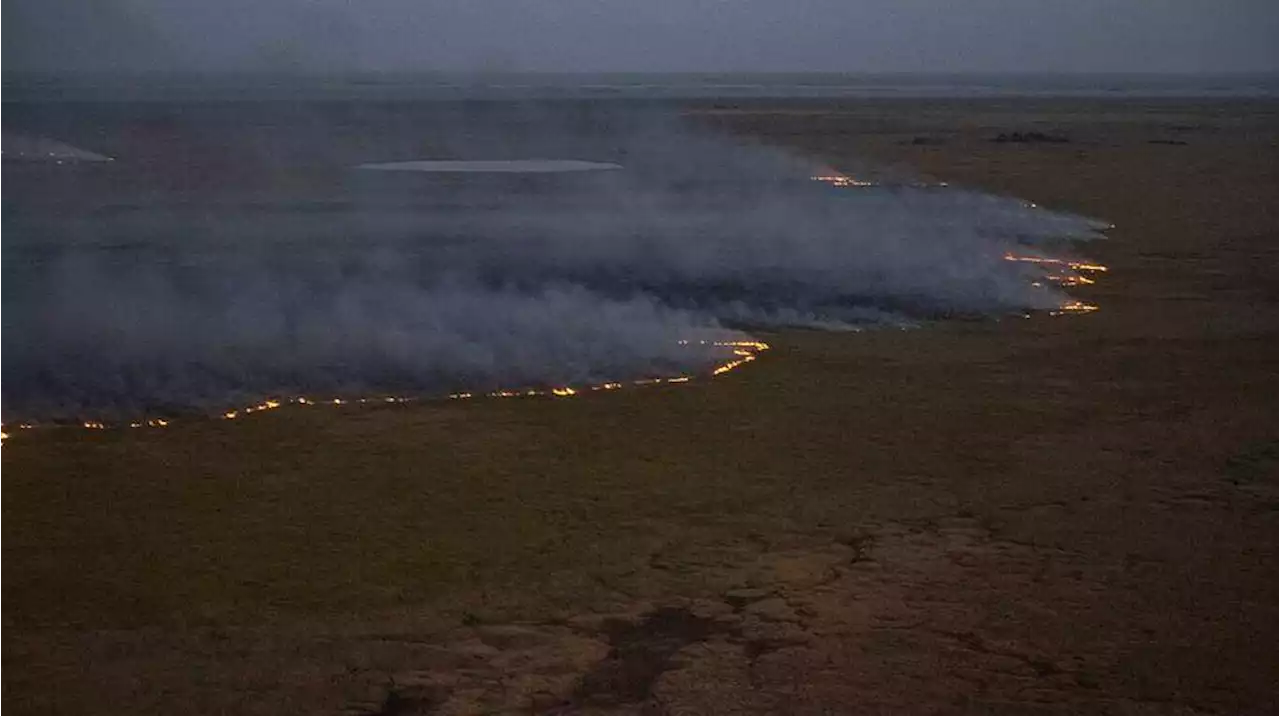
4;99;1276;714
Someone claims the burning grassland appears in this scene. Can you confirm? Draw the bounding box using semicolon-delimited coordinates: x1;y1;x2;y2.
1;340;771;439
4;107;1109;430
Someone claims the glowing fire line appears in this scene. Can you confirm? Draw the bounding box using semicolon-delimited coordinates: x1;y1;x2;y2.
3;179;1110;443
812;172;1108;317
1003;251;1107;315
1;340;771;440
1003;252;1108;274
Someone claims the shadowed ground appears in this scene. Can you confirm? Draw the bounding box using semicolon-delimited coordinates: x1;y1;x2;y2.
4;98;1275;714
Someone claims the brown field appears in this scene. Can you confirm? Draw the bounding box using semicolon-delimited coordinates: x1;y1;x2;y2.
4;98;1276;714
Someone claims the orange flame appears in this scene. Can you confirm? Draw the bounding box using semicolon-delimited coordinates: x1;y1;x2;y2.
4;337;774;438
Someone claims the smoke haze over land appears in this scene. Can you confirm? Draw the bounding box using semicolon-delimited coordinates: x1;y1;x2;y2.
2;102;1110;420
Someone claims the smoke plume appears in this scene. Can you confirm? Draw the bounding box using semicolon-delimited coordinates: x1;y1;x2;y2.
2;102;1107;420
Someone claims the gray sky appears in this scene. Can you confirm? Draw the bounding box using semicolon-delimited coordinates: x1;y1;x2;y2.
5;0;1277;74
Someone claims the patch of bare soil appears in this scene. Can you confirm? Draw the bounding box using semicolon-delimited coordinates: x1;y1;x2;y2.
331;512;1213;715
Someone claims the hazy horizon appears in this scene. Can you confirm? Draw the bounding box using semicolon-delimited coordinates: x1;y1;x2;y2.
5;0;1276;75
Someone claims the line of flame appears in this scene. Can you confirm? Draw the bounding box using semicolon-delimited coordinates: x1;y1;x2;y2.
1003;252;1106;316
1;341;771;439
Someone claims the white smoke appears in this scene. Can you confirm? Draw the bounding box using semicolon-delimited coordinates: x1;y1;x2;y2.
2;106;1106;420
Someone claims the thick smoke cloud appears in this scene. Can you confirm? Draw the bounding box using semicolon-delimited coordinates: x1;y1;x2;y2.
2;103;1106;420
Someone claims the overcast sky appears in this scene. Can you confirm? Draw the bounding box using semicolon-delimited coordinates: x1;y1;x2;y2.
5;0;1277;74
